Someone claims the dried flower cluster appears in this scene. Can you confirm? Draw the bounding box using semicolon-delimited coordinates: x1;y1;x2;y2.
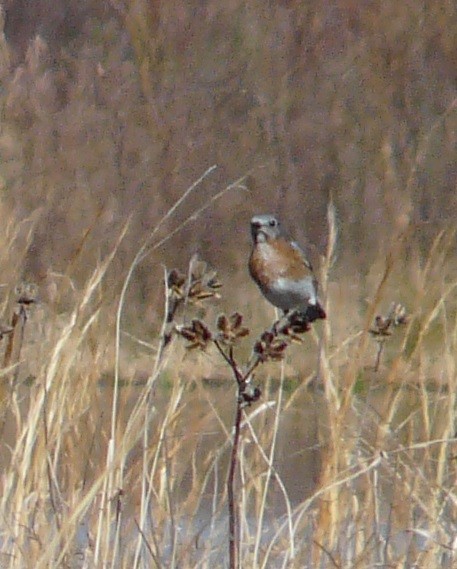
253;331;288;362
167;256;221;314
164;256;222;345
370;302;409;371
3;281;39;373
176;310;263;407
175;307;316;406
216;312;249;346
176;319;213;351
15;282;39;306
177;310;310;365
370;303;408;338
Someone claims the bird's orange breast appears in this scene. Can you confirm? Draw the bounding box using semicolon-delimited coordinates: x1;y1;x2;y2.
249;237;312;287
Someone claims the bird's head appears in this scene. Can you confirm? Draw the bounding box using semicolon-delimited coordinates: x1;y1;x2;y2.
250;214;281;243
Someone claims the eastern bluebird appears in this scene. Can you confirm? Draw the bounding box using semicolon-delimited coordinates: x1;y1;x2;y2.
249;214;326;323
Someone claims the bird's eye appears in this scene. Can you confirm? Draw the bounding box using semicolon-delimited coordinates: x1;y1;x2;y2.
269;219;278;227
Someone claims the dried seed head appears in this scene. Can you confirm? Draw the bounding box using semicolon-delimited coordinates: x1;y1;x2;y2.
370;303;408;338
216;312;249;345
167;268;186;290
253;330;288;362
216;314;229;334
206;276;222;290
175;319;212;350
15;282;38;305
370;315;393;337
168;256;222;307
166;258;222;326
188;259;222;303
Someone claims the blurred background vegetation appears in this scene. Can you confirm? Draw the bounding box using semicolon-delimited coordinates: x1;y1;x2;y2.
0;0;455;330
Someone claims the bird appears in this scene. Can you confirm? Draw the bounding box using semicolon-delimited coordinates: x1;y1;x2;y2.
248;214;326;323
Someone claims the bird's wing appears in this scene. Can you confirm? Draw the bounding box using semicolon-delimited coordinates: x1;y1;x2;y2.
290;241;314;271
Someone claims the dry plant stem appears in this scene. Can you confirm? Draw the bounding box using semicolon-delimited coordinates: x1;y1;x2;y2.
213;338;263;569
133;519;160;566
3;310;18;368
42;385;61;533
213;340;243;568
13;304;27;383
228;401;243;569
163;433;178;567
342;231;407;409
132;269;172;568
320;199;338;403
212;313;298;567
374;341;384;372
64;205;106;276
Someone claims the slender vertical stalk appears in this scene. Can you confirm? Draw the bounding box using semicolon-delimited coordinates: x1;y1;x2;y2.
228;397;243;569
13;304;27;383
374;340;385;372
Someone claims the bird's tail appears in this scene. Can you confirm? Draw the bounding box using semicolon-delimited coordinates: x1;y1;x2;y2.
300;302;326;323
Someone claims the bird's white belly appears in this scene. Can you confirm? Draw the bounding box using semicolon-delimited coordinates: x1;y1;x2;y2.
262;277;317;311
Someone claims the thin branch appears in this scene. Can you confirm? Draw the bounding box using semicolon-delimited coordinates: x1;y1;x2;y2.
228;401;243;569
